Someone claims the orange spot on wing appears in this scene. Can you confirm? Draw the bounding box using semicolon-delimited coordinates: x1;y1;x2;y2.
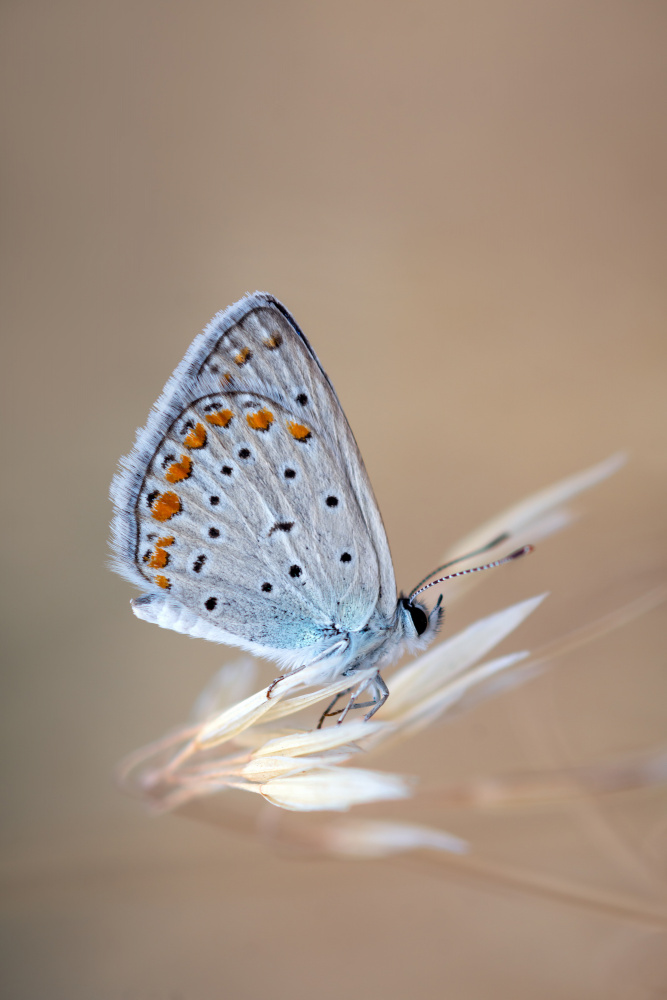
246;408;274;431
264;333;282;350
148;547;169;569
234;347;252;366
287;420;311;441
205;409;234;427
165;455;192;483
221;372;233;384
151;491;181;521
183;423;207;448
155;575;171;589
146;534;174;569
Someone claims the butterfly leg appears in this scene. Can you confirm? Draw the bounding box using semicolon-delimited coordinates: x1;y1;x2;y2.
337;675;375;724
336;672;389;724
266;675;285;699
271;641;350;703
318;672;390;727
267;663;310;699
363;673;389;721
316;688;352;729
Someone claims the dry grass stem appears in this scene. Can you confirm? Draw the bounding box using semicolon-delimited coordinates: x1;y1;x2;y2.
117;454;667;917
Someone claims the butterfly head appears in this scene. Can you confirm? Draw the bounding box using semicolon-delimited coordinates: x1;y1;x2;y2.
396;593;443;652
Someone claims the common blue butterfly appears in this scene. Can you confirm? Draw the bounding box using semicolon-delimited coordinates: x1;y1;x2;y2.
111;293;525;722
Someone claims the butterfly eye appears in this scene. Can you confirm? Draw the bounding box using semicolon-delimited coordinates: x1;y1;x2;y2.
400;598;428;636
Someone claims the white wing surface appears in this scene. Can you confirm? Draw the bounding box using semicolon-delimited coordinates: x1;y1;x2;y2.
110;293;396;656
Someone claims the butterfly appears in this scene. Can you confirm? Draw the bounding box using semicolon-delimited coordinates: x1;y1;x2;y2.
111;293;525;723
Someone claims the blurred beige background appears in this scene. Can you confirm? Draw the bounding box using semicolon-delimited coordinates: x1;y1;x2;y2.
2;2;666;998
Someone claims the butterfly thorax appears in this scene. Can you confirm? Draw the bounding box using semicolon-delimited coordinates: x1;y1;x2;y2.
346;596;442;668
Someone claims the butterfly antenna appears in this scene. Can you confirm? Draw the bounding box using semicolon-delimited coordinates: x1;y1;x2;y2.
409;545;534;599
408;533;512;597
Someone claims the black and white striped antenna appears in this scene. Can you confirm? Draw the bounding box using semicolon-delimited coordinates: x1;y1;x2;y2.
409;539;534;600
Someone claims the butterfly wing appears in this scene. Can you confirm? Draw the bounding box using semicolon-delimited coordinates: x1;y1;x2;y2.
110;293;397;661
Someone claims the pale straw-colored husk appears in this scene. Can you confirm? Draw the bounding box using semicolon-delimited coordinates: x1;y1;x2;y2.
117;454;667;925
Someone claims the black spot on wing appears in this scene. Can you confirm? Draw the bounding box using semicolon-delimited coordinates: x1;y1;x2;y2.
269;521;294;536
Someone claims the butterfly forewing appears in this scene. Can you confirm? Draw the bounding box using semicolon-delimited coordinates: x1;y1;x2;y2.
111;294;397;653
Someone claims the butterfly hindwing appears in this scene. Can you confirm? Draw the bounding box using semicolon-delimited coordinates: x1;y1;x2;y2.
110;293;397;655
